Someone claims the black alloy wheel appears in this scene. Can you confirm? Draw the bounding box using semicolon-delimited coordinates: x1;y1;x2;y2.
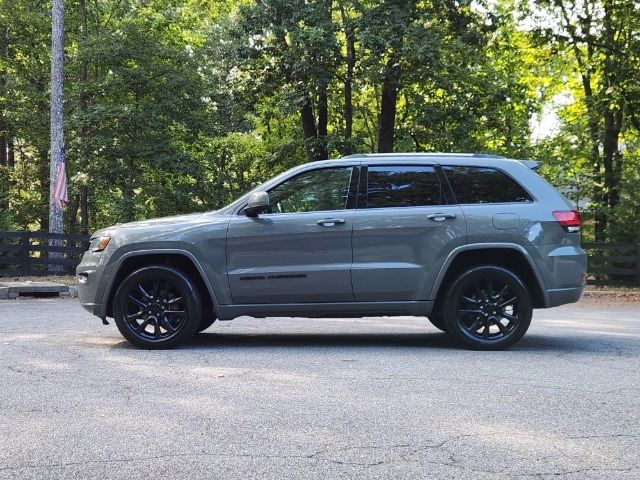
443;265;532;350
113;265;202;349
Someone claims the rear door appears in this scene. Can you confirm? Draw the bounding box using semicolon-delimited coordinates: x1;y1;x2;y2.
226;165;358;304
352;164;467;301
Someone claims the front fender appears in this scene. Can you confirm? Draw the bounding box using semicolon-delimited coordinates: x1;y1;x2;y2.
98;243;228;318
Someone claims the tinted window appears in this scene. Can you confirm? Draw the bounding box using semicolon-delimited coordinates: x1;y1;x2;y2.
267;167;353;213
366;166;443;208
443;166;532;204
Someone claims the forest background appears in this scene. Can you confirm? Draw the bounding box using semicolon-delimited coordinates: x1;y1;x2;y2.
0;0;638;242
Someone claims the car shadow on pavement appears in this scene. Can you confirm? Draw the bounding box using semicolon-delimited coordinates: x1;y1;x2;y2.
108;331;634;354
510;333;635;355
183;331;462;350
183;331;635;354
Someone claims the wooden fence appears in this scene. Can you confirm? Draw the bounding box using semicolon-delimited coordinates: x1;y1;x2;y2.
0;231;90;277
1;232;639;285
582;242;640;286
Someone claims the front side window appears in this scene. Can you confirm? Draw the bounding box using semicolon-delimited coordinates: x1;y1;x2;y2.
366;165;443;208
267;167;353;214
442;166;532;204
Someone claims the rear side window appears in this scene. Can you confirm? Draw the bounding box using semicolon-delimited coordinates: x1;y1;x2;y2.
366;165;443;208
443;166;532;204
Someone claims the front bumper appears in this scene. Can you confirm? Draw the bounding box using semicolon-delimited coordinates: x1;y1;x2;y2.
76;250;112;319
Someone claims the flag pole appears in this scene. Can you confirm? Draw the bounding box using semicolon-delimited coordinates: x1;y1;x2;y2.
49;0;66;271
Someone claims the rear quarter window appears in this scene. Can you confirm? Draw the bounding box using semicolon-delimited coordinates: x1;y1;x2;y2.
442;166;532;204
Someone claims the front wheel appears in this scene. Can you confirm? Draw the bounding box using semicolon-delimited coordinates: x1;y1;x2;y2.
113;265;202;349
443;265;532;350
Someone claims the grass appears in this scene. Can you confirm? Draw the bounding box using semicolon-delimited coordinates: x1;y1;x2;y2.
585;284;640;292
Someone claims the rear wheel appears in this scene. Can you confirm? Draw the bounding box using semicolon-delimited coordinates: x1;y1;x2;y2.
443;265;532;350
113;265;202;349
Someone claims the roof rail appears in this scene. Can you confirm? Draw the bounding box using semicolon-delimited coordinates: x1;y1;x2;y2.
341;152;506;159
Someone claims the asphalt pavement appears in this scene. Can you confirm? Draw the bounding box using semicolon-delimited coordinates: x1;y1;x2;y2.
0;297;639;479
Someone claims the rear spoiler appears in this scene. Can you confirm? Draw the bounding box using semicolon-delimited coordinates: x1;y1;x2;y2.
519;160;540;170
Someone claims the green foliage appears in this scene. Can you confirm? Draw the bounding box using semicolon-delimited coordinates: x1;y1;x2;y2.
526;0;640;242
0;0;637;243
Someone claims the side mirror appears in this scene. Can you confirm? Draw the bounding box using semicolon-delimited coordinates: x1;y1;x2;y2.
245;191;270;217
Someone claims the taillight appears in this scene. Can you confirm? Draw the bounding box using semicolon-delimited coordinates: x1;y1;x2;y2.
553;210;582;233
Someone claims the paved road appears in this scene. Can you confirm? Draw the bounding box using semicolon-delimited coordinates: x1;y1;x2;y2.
0;298;638;479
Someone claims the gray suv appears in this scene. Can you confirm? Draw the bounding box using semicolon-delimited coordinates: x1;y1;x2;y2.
77;153;586;350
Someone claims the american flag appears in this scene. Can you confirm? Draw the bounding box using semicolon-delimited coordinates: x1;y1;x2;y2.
52;146;68;209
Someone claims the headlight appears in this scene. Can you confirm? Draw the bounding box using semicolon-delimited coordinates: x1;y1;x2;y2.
89;236;111;252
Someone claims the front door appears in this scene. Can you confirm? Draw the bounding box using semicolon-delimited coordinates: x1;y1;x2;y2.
226;166;358;304
352;164;467;301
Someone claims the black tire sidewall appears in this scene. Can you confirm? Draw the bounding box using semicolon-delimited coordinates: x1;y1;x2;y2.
113;265;202;349
443;265;532;350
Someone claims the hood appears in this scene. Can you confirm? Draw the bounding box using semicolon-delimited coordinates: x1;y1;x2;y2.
113;212;205;230
91;212;211;240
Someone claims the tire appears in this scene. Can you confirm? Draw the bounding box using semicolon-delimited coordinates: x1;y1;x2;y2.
442;265;532;350
197;315;216;333
427;311;448;333
113;265;202;349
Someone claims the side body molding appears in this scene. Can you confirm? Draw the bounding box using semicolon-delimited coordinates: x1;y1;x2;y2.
428;243;549;306
100;248;222;316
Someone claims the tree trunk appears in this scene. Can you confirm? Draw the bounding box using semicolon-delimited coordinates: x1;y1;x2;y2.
66;194;79;234
300;96;319;162
49;0;65;271
80;185;89;234
600;5;623;238
581;73;607;242
341;3;355;155
7;137;14;168
317;81;329;160
122;156;135;222
603;109;622;210
78;0;90;234
0;26;7;168
377;55;401;153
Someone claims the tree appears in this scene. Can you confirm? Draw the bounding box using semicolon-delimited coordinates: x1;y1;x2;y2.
0;0;637;246
49;0;65;236
220;0;339;161
529;0;640;241
358;0;414;153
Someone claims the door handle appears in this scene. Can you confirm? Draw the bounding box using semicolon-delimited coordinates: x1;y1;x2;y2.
317;218;346;227
427;213;457;222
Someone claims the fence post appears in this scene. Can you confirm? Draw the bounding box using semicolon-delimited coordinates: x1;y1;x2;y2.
636;244;640;287
20;231;29;275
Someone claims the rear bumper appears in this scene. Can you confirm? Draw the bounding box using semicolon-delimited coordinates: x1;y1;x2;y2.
545;286;585;308
531;244;587;308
